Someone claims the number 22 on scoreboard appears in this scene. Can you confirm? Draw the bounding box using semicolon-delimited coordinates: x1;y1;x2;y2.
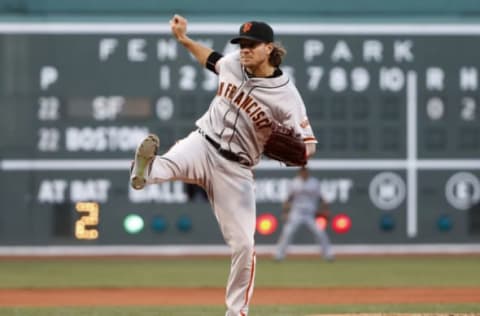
75;202;99;240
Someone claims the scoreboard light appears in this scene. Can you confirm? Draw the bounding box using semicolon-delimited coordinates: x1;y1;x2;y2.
151;215;168;233
256;213;278;235
123;214;144;234
332;214;352;234
176;215;193;232
315;215;328;230
379;213;395;232
437;214;453;232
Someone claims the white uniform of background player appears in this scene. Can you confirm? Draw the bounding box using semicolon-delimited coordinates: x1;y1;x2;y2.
275;167;334;261
131;15;317;316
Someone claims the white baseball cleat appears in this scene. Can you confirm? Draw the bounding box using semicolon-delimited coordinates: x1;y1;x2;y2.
130;134;160;190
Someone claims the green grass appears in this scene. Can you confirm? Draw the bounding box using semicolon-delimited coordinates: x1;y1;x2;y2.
0;256;479;288
1;304;480;316
0;256;479;315
257;256;480;287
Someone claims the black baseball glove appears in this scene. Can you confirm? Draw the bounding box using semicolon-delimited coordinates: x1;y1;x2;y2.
263;121;307;166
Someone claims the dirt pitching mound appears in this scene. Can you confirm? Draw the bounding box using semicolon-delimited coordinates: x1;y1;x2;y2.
0;287;479;307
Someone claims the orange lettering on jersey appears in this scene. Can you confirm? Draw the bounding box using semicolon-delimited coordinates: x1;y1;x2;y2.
224;83;233;98
252;110;264;122
245;102;257;114
240;96;253;109
228;85;237;100
217;82;225;96
256;117;271;129
233;91;245;105
250;107;261;118
219;81;272;129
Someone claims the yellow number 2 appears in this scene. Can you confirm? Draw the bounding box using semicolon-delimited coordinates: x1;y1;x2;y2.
75;202;99;240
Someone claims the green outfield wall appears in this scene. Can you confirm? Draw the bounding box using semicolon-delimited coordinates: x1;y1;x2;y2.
0;2;480;252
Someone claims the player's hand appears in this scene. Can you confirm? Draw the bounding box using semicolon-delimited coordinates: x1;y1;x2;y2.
170;14;188;42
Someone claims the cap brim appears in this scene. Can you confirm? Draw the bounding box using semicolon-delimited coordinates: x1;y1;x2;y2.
230;36;264;44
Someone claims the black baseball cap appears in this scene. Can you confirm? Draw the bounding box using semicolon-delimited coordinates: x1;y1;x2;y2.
230;21;274;44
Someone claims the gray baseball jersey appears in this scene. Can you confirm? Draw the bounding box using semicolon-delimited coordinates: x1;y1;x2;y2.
275;176;334;261
142;50;316;315
289;177;322;216
196;51;317;166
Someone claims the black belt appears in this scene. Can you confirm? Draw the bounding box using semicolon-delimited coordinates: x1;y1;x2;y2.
198;130;249;166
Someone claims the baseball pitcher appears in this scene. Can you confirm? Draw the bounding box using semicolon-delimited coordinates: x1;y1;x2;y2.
130;14;317;316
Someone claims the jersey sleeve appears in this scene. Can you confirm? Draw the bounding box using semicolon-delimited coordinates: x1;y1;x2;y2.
205;51;223;74
283;88;317;144
215;51;242;76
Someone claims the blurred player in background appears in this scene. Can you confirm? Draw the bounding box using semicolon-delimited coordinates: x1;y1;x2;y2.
130;14;317;316
275;166;334;261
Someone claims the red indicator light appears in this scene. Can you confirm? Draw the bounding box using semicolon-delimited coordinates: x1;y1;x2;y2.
332;214;352;234
256;213;278;235
315;216;328;230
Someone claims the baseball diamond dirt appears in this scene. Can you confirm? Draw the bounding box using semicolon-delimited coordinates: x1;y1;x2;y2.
0;287;479;306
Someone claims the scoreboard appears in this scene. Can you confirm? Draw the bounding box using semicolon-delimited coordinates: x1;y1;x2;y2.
0;22;480;247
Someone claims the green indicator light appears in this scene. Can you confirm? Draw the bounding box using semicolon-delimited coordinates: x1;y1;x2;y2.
124;214;144;234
